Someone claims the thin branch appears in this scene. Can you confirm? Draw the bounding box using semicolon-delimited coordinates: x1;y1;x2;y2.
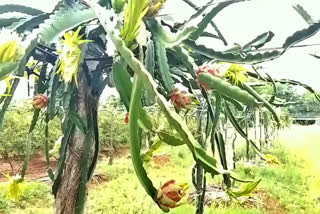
192;0;254;9
309;53;320;59
248;72;320;102
181;0;228;45
182;0;197;8
248;43;320;52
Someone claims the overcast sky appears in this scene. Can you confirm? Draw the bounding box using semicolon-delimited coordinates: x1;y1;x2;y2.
1;0;320;99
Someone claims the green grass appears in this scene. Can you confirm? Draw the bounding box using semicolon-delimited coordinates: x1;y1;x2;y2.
88;144;195;214
236;125;320;214
1;125;319;214
0;181;53;214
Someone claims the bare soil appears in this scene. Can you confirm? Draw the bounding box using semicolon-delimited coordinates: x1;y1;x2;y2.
257;190;287;214
0;154;57;182
152;154;171;166
0;146;130;182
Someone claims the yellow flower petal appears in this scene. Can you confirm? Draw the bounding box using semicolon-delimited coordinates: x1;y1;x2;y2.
57;27;92;86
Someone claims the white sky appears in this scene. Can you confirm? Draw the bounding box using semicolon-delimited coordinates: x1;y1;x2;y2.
1;0;320;99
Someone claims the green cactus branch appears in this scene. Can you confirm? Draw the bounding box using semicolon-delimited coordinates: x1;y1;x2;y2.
0;4;44;16
0;18;25;28
154;37;174;93
146;19;197;48
88;0;227;184
14;14;50;34
173;46;197;77
38;8;96;45
129;74;158;198
181;0;228;45
292;4;315;25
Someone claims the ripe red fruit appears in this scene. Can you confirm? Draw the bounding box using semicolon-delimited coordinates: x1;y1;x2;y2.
196;62;223;89
170;88;197;110
32;94;48;109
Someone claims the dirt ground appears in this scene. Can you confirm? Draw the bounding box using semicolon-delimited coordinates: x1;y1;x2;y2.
0;147;130;182
257;191;287;214
0;154;57;182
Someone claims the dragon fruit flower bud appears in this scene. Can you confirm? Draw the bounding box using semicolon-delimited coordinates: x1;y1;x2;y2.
170;88;199;110
156;180;188;211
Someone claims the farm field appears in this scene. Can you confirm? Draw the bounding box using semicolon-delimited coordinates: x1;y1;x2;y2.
1;0;320;213
1;124;319;214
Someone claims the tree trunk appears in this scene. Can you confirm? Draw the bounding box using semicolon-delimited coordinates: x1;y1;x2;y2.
55;67;98;214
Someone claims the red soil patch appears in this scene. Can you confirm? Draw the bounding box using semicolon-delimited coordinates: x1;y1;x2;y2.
152;154;171;166
100;147;130;159
0;147;130;182
0;154;57;182
258;190;287;214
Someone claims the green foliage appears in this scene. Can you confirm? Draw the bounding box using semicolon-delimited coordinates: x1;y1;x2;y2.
13;14;50;34
0;181;53;213
279;108;292;128
146;19;196;48
39;8;96;45
236;128;320;214
0;4;44;16
111;0;127;13
1;0;320;213
185;39;282;64
88;145;193;214
154;37;174;92
17;182;52;208
258;82;320;117
242;31;275;51
112;61;132;110
98;97;129;147
293;4;315;25
120;0;148;45
0;63;18;82
157;131;185;146
0;196;12;213
227;179;261;199
185;19;320;64
290;91;320;115
0;96;196;158
242;83;280;126
99;0;112;8
2;127;320;213
0;101;61;158
0;18;24;28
